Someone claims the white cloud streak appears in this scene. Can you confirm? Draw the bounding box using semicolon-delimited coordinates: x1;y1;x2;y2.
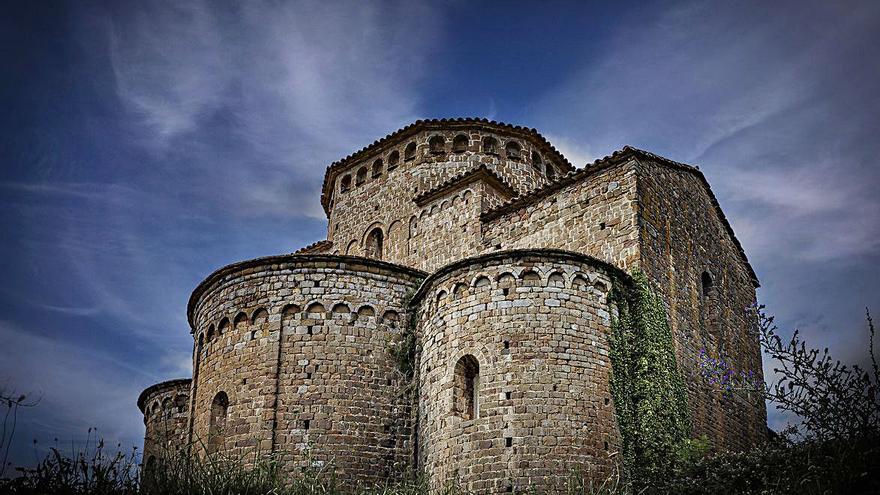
533;0;880;265
105;0;441;220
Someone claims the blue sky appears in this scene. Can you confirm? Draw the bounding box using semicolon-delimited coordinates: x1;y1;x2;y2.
1;0;878;467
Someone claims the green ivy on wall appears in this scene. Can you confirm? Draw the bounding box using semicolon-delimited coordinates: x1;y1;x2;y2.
609;270;692;485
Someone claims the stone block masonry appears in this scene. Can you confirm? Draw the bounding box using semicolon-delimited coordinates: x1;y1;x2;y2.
140;118;766;493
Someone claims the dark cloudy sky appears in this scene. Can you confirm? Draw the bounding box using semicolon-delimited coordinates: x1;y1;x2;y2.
1;0;878;467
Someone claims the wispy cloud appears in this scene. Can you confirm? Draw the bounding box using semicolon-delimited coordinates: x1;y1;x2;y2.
534;0;880;264
0;1;445;466
0;320;152;465
104;0;441;220
532;0;880;430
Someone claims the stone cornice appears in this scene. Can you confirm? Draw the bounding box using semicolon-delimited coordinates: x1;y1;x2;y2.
408;248;633;306
187;254;427;333
320;118;576;215
138;378;191;413
480;146;760;288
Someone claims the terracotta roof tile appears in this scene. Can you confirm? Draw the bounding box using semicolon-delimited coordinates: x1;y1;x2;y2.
294;239;333;254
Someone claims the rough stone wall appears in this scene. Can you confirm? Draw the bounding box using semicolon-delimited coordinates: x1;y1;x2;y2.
188;256;424;486
413;251;621;494
326;127;555;271
139;379;191;466
408;185;490;271
634;158;766;449
142;124;768;489
482;160;640;271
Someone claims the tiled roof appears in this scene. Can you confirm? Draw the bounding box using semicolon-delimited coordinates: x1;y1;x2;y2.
137;378;191;413
413;164;518;207
320;118;577;215
187;254;427;332
294;239;333;254
481;146;759;287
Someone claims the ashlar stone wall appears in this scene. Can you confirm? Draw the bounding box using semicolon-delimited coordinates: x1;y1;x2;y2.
138;379;191;466
635;158;765;449
187;255;425;486
482;160;640;272
413;251;622;494
326;125;560;272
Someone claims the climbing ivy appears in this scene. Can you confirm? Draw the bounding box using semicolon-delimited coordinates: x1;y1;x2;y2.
609;270;692;487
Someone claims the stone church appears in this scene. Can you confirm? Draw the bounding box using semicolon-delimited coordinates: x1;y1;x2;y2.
138;118;766;493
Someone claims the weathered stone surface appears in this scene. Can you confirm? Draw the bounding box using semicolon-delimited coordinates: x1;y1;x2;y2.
138;379;191;467
140;120;765;493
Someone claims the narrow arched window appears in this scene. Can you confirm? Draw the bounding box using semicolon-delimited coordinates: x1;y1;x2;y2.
404;142;416;161
355;167;367;185
365;227;384;260
208;391;229;453
144;455;157;476
453;355;480;420
217;318;229;336
340;175;352;193
452;134;468;153
701;271;714;298
505;141;522;160
531;151;543;172
482;136;498;154
372;159;383;178
388;150;400;170
429;135;446;154
162;398;173;419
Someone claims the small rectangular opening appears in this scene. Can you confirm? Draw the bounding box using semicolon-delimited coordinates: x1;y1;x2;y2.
303;419;310;430
505;391;512;400
505;437;513;447
503;340;510;349
599;222;606;230
307;326;313;335
306;372;312;380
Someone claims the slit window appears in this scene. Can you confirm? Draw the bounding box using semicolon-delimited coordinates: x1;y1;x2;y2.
453;354;480;420
531;151;543;172
372;159;383;177
429;135;446;154
208;391;229;453
365;227;384;260
701;271;714;298
452;134;468;153
505;141;522;160
482;136;498;154
388;150;400;169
